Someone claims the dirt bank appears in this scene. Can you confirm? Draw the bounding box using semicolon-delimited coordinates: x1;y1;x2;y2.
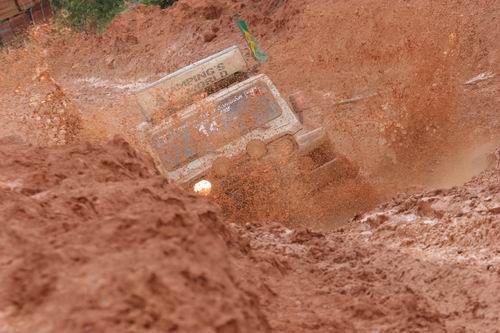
0;138;498;332
0;138;269;333
234;149;500;332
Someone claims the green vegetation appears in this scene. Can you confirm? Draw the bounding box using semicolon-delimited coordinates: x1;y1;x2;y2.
53;0;178;32
53;0;125;32
139;0;178;9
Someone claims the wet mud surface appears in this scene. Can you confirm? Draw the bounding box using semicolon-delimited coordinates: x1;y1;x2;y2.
0;139;498;332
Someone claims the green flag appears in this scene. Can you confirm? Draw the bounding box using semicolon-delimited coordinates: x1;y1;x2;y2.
236;19;269;63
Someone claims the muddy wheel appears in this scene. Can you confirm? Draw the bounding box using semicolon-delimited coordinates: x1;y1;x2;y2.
246;139;268;160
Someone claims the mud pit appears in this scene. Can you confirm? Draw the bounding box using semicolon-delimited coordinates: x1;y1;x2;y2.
0;0;500;332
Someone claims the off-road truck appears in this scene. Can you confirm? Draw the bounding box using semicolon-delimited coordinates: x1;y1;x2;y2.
135;46;357;198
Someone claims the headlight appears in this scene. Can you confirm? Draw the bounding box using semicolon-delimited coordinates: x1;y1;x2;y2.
193;179;212;196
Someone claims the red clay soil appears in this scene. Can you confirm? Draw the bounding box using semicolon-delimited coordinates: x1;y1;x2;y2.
0;138;499;333
0;138;269;333
0;1;499;331
233;152;500;332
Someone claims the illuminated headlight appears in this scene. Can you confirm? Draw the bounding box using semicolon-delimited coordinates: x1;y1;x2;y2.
193;180;212;196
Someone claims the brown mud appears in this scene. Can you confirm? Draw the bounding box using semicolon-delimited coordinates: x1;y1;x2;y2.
0;136;498;333
0;0;499;332
0;138;269;333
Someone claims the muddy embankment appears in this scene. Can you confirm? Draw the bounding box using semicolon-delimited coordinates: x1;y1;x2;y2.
1;138;499;333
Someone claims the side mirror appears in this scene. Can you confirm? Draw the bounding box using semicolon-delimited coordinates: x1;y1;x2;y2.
288;91;311;124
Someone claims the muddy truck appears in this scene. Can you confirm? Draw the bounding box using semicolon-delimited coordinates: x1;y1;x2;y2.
135;46;358;210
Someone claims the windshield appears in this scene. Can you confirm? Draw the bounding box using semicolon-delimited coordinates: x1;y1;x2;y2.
150;81;282;170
